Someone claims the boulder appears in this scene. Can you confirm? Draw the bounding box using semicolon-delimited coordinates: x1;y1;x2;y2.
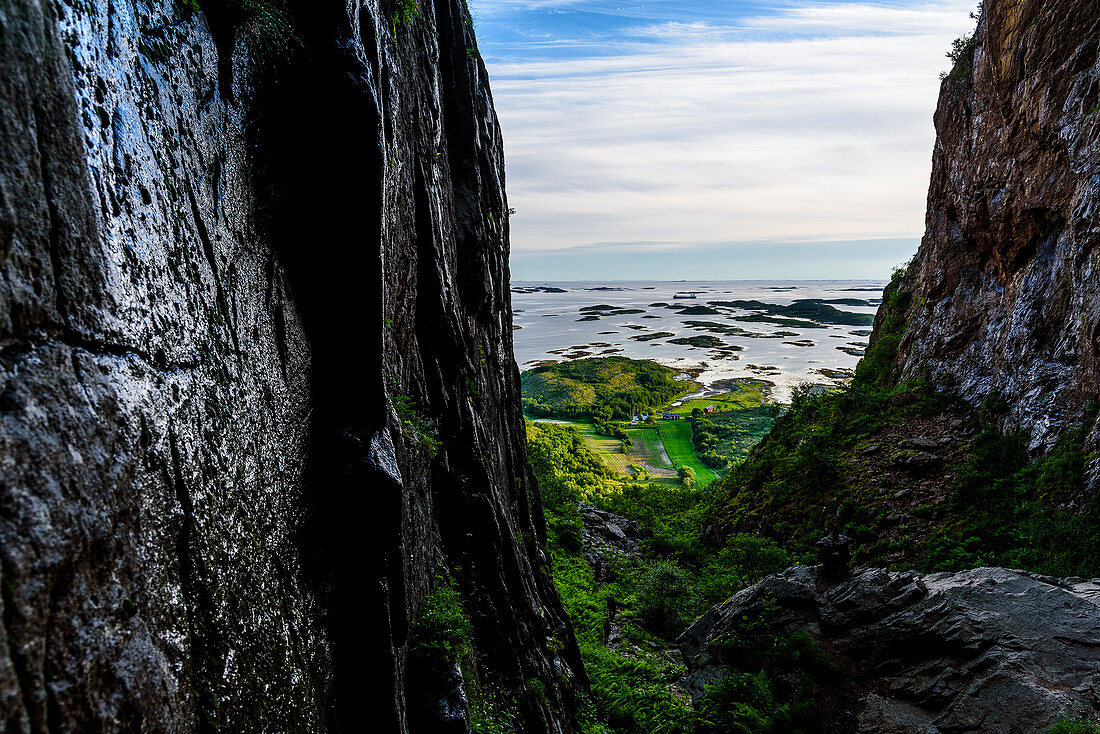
678;565;1100;733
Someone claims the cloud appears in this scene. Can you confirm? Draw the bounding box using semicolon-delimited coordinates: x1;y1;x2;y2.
471;0;977;278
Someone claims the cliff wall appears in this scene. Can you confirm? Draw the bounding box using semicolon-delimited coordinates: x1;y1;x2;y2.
0;0;581;731
891;0;1100;475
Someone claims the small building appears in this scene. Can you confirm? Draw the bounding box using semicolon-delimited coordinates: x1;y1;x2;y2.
662;412;682;420
704;405;716;413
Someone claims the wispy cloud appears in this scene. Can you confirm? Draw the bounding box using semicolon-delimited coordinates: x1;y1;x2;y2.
470;0;977;278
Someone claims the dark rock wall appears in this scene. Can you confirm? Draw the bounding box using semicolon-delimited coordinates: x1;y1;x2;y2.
890;0;1100;472
0;0;581;731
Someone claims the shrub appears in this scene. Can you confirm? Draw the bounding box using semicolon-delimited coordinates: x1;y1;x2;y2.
393;394;441;457
409;575;473;663
636;562;696;636
1049;722;1100;734
183;0;300;52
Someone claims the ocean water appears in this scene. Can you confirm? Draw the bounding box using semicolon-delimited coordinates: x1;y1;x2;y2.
511;280;887;402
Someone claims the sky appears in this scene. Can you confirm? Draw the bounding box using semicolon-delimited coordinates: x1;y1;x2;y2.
467;0;979;280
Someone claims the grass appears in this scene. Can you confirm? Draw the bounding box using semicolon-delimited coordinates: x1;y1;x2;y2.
526;417;812;733
531;416;718;487
657;421;718;486
624;428;676;471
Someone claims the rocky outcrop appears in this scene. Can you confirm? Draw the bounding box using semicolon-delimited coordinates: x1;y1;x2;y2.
580;503;644;565
0;0;581;732
678;565;1100;733
888;0;1100;474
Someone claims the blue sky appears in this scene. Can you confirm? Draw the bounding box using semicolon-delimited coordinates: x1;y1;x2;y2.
468;0;978;280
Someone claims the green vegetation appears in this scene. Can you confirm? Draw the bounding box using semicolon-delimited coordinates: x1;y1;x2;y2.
693;616;834;734
940;2;982;80
408;572;524;734
714;267;952;558
522;357;697;421
674;383;769;413
1049;722;1100;734
393;394;441;457
392;0;421;27
180;0;300;51
921;410;1100;577
528;419;810;733
527;374;773;489
690;407;776;470
409;573;473;662
659;421;718;486
715;264;1100;578
636;562;695;636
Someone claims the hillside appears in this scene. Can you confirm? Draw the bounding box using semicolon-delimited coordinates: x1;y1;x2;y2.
521;356;698;419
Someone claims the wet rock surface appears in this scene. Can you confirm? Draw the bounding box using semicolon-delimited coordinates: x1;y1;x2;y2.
885;0;1100;478
679;565;1100;733
0;0;581;731
580;503;644;565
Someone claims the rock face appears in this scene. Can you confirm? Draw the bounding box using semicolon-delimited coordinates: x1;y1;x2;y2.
679;565;1100;733
888;0;1100;472
0;0;581;732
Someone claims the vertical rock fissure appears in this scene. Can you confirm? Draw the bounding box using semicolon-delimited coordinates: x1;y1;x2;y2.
186;185;238;354
0;554;33;731
167;425;219;734
31;110;68;326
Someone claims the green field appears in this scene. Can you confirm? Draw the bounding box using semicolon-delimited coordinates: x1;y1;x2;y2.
530;416;720;487
527;417;679;482
652;420;718;485
522;360;775;489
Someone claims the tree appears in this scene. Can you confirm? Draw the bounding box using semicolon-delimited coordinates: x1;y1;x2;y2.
636;562;695;636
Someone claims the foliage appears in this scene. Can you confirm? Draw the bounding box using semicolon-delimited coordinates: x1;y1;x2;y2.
714;267;950;558
921;415;1100;577
716;260;1100;580
182;0;300;52
658;421;719;486
469;681;517;734
940;2;982;80
527;418;806;733
526;422;624;506
392;0;420;29
690;407;776;470
636;562;697;636
409;574;473;662
695;619;834;734
522;357;696;421
393;394;441;457
1049;722;1100;734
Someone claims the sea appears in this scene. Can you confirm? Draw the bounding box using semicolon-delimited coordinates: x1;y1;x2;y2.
510;280;887;403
